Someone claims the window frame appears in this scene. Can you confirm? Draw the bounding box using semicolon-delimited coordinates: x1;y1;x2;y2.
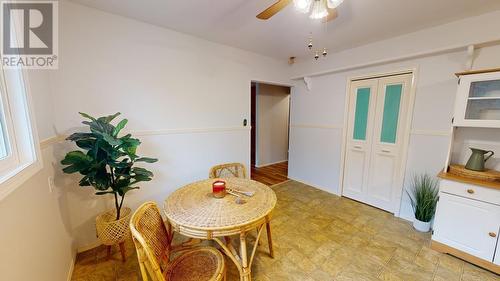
0;65;42;201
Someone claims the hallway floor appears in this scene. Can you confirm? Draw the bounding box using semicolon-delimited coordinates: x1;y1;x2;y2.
251;161;288;186
71;180;499;281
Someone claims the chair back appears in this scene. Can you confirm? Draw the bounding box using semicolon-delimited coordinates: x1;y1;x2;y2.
130;201;171;281
209;162;247;179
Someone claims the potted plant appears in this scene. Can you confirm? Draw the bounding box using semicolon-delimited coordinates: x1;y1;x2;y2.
61;112;157;259
406;174;439;232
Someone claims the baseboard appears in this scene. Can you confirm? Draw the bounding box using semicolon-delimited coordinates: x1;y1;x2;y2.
255;160;287;168
287;176;340;196
66;252;76;281
431;240;500;274
270;179;291;188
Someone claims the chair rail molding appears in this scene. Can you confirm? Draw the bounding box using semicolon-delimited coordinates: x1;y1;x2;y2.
290;123;343;130
39;126;250;148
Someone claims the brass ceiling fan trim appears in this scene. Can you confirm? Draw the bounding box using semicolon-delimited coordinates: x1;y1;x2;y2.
256;0;292;20
256;0;338;21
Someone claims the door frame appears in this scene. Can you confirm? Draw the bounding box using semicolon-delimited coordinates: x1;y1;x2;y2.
249;80;293;177
339;68;419;217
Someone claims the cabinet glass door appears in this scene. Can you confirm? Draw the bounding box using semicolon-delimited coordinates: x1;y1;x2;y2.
465;79;500;120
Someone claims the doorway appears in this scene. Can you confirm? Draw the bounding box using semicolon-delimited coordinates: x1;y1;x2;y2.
250;82;291;186
342;72;415;213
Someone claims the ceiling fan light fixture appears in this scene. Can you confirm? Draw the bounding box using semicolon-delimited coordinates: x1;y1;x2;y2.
293;0;312;14
309;0;328;19
327;0;344;9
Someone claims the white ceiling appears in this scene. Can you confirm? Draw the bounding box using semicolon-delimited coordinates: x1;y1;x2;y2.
70;0;500;60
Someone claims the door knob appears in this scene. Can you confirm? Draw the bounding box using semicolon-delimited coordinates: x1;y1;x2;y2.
489;232;497;238
466;189;475;194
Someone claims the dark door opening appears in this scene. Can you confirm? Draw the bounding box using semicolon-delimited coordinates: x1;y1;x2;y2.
250;82;290;186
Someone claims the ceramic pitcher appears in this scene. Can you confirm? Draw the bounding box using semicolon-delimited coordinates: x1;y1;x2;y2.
465;148;494;172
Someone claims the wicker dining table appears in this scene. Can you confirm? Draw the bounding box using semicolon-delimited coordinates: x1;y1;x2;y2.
164;177;277;281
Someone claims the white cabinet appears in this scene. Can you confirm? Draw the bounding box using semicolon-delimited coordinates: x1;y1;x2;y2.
433;192;499;261
454;71;500;128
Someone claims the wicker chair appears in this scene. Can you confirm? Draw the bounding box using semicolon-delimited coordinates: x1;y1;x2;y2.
208;163;275;258
130;202;226;281
209;163;247;179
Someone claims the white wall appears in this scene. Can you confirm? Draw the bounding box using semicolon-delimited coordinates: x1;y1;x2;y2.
288;11;500;220
49;1;291;250
256;83;290;166
0;70;74;281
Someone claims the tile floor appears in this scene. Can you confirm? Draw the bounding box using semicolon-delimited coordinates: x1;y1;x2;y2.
71;180;500;281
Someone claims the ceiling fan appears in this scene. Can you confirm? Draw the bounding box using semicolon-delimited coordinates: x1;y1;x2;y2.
256;0;343;22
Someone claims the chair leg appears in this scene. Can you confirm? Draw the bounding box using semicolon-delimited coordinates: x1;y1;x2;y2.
256;228;261;245
119;242;126;261
266;222;274;258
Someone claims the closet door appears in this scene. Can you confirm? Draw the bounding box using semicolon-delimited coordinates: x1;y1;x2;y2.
343;73;412;213
364;74;412;212
343;79;378;203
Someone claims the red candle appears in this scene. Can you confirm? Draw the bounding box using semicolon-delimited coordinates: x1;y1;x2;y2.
212;180;226;198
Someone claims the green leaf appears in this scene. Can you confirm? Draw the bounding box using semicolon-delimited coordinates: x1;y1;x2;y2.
60;151;91;165
133;167;154;177
79;112;97;121
66;132;94;142
102;133;122;146
135;157;158;163
98;112;121;123
75;139;95;150
95;191;115;195
113;119;128;137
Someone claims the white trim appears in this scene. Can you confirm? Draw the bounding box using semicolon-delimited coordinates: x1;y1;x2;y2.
255;160;287;168
410;129;451;137
394;68;419;217
339;68;418;217
290;123;343;130
338;78;352;197
0;67;43;201
131;126;249;137
291;38;500;80
37;126;251;149
66;253;76;281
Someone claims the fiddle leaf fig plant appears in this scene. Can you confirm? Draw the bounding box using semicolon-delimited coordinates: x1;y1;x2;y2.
61;112;158;220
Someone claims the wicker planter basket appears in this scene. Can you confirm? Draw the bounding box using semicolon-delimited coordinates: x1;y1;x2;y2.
96;207;132;246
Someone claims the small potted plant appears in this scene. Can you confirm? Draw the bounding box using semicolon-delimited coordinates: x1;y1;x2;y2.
61;112;157;259
406;174;439;232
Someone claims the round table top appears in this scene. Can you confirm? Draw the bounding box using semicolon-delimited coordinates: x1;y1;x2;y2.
164;178;277;231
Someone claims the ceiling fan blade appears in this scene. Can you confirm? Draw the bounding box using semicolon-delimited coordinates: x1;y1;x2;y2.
256;0;292;20
324;8;338;22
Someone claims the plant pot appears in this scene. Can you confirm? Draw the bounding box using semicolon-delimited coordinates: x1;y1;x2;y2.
96;207;132;246
413;218;431;232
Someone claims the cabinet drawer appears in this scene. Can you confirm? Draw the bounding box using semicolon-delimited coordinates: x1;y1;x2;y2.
440;179;500;206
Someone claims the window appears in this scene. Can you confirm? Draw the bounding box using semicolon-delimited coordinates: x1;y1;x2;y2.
0;66;41;200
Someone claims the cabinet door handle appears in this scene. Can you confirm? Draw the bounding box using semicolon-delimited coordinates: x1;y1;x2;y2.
466;189;475;194
354;145;362;149
489;232;497;238
381;149;390;153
